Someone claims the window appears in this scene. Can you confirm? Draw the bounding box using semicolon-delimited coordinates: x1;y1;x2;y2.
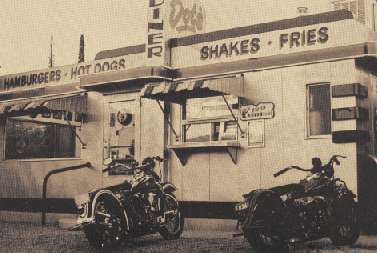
373;3;377;31
307;84;331;137
5;119;76;159
182;95;239;143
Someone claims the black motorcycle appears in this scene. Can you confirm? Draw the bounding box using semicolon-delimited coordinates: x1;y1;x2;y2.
73;156;184;249
235;155;359;253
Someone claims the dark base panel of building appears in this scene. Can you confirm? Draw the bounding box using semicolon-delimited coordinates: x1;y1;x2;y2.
179;201;237;219
0;198;77;214
0;199;237;219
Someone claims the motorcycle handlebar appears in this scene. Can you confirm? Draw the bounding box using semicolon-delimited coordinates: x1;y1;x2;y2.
273;155;347;178
328;155;347;166
273;166;309;178
130;156;165;171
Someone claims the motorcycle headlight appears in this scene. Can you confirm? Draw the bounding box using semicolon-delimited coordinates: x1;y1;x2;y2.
74;193;90;208
235;201;249;212
335;180;345;187
77;203;88;218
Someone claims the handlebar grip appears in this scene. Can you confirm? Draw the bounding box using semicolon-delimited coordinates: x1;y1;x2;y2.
154;156;164;162
274;170;285;178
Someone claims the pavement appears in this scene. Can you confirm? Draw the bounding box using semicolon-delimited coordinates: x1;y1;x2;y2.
2;211;377;252
1;218;377;252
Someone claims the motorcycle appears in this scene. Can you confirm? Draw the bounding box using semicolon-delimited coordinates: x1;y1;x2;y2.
73;156;184;249
235;155;359;253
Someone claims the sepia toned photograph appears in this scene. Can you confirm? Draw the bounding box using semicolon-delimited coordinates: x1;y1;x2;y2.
1;0;377;252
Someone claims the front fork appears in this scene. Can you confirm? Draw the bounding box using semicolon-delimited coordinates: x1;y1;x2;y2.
71;217;95;231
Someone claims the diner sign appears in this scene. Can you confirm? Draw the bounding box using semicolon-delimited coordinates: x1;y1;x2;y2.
200;27;328;60
147;0;166;65
171;19;368;67
0;54;144;93
240;103;274;121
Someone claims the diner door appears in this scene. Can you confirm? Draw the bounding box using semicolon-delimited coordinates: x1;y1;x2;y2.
106;100;137;168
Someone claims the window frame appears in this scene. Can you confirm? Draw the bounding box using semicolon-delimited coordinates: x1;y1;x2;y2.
305;82;332;139
4;118;78;160
180;95;241;144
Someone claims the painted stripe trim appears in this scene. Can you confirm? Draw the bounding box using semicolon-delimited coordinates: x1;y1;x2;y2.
169;10;353;48
95;44;146;60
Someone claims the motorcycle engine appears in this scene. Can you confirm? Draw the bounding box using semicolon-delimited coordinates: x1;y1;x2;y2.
143;192;161;225
292;196;327;237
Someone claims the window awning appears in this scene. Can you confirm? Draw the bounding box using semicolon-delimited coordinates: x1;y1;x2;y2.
140;76;248;104
80;66;174;89
0;92;87;116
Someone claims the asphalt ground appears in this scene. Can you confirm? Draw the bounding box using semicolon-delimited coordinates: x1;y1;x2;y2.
1;221;377;253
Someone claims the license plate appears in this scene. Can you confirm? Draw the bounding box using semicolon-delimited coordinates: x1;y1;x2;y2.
235;202;248;212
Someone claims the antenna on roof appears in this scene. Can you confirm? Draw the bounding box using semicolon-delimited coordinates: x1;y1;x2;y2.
78;34;85;63
48;35;55;68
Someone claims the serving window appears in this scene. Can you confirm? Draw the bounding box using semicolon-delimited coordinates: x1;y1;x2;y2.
182;95;239;143
140;76;246;165
5;118;77;159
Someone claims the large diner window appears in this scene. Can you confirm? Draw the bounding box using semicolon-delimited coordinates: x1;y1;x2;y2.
182;95;239;143
307;83;331;137
5;119;76;159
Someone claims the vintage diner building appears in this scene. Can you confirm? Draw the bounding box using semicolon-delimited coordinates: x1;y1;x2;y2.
2;0;377;227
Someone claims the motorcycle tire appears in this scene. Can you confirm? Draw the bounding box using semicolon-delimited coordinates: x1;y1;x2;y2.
329;197;360;246
159;194;184;240
84;197;126;250
246;231;288;253
244;191;287;253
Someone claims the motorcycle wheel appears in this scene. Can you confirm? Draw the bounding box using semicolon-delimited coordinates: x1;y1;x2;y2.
329;197;360;246
159;194;184;240
245;192;287;253
246;231;288;253
84;197;126;250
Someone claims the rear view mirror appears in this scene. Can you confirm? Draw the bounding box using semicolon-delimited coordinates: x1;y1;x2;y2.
104;158;113;166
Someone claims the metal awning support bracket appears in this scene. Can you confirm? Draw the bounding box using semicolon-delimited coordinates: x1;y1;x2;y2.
156;100;180;142
226;146;239;164
222;95;245;138
66;118;87;149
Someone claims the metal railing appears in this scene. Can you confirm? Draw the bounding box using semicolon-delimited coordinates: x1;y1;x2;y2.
41;162;92;226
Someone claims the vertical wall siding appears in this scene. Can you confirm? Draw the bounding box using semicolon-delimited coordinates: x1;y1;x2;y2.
0;117;5;161
168;59;358;202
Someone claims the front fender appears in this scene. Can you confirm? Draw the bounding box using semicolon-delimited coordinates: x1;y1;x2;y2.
241;190;283;232
77;190;130;231
162;182;177;194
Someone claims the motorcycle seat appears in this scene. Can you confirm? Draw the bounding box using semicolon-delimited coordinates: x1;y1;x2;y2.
106;180;132;192
270;184;305;196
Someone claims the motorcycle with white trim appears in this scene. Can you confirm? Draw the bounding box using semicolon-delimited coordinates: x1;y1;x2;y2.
74;156;184;249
